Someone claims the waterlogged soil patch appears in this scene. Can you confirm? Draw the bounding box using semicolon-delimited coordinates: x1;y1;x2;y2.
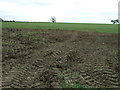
2;28;119;88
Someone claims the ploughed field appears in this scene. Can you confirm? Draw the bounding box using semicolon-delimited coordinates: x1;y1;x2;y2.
2;28;119;88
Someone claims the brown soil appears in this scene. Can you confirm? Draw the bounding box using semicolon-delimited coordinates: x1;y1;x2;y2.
2;28;119;88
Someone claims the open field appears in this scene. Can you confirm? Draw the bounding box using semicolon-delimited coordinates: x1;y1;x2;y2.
2;22;120;88
2;22;118;33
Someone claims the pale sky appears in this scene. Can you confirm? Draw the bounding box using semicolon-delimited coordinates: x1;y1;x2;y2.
0;0;119;23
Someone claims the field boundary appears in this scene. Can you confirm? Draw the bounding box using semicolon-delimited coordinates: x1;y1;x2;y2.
0;21;2;89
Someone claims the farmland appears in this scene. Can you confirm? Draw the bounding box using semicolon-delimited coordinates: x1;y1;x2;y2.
2;22;119;88
2;22;118;33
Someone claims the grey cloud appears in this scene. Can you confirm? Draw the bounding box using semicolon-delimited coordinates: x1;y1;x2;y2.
0;10;24;20
32;2;51;6
0;0;17;2
19;1;51;6
99;12;117;15
0;0;51;6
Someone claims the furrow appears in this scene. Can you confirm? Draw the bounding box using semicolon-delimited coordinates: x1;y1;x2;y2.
109;81;119;86
103;70;116;74
10;58;45;88
10;82;24;88
2;81;10;87
107;74;118;78
92;81;103;87
80;73;94;87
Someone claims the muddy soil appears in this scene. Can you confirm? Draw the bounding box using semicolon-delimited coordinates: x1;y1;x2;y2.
2;28;119;88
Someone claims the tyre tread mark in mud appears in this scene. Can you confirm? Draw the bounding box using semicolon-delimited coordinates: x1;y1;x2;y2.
80;64;119;88
10;59;44;88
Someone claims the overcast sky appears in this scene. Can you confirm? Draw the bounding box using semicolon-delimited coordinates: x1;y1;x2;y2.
0;0;119;23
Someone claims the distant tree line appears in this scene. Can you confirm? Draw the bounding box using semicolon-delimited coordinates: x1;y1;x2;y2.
111;19;119;24
3;20;15;22
0;18;15;22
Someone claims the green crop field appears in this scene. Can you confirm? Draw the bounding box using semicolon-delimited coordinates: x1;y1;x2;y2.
2;22;118;33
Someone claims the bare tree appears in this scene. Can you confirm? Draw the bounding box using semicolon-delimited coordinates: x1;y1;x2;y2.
115;19;119;24
51;16;56;23
111;20;115;24
111;19;119;24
